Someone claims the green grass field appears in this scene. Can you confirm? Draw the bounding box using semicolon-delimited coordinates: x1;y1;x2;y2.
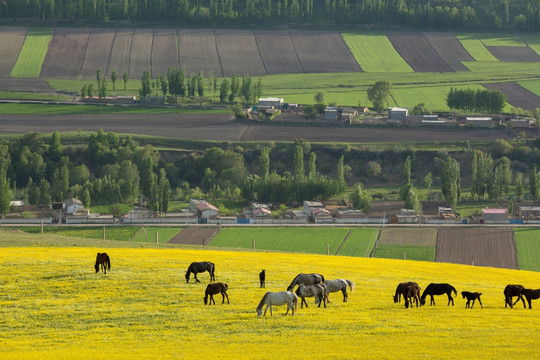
517;79;540;97
341;32;413;73
521;33;540;56
456;34;498;61
476;33;527;47
17;226;140;242
0;91;71;101
371;244;436;261
10;28;52;78
335;228;379;256
513;228;540;271
129;227;182;243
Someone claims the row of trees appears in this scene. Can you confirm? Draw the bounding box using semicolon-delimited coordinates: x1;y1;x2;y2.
446;88;507;114
3;0;540;30
81;68;129;98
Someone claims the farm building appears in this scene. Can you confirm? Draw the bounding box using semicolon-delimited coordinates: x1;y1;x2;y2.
189;199;219;218
482;208;508;223
465;117;493;128
258;97;283;109
388;107;408;120
510;118;536;128
324;107;338;120
64;198;84;214
334;208;366;223
312;207;332;223
303;201;324;216
517;206;540;219
395;209;419;224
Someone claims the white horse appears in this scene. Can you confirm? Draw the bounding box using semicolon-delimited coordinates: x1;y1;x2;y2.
256;291;298;316
324;279;355;303
295;283;328;308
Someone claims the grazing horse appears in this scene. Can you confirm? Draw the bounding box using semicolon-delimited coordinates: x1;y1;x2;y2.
461;291;483;309
256;291;298;316
259;270;266;288
521;288;540;309
393;282;419;303
295;283;329;308
203;282;229;305
420;283;457;306
94;253;111;274
504;284;526;308
323;279;355;302
185;261;215;283
286;273;325;292
404;284;421;308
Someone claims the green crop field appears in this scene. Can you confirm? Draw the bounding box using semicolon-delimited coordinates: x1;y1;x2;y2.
518;79;540;97
210;227;355;255
522;34;540;56
476;33;526;47
372;244;436;261
341;32;413;72
456;34;498;61
513;228;540;271
10;28;52;78
334;228;379;256
16;226;140;242
391;84;485;111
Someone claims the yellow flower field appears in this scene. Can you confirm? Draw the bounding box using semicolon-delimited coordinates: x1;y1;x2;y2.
0;245;539;359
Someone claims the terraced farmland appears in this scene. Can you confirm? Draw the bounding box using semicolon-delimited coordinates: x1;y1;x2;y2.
0;26;26;77
178;29;222;76
78;28;115;79
40;27;89;78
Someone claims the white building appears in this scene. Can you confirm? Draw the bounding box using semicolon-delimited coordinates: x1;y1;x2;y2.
388;107;409;120
64;198;84;214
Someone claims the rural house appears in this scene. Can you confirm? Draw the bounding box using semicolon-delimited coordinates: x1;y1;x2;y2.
517;206;540;219
466;117;493;128
334;208;366;223
509;118;536;128
482;208;508;223
258;97;283;109
388;107;408;120
324;107;338;120
64;198;84;214
395;209;419;224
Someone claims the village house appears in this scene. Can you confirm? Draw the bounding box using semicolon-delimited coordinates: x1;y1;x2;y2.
465;117;493;128
388;107;408;120
64;198;84;214
517;205;540;219
482;208;508;223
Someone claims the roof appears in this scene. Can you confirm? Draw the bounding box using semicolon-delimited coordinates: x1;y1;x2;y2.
388;107;408;112
259;97;283;102
10;200;24;206
304;200;324;208
64;198;83;207
482;208;508;214
253;207;272;216
312;208;330;215
196;203;219;212
466;117;492;121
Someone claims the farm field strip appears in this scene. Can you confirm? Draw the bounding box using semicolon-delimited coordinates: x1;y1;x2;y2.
129;29;153;79
521;34;540;56
341;31;412;72
151;29;178;77
0;26;27;77
178;29;223;76
1;245;539;359
513;228;540;271
40;27;89;78
463;61;540;74
424;32;474;72
485;46;540;62
455;34;498;62
254;30;304;74
378;228;437;246
214;29;267;76
483;82;540;111
106;29;133;77
517;79;540;97
372;244;436;261
10;27;52;78
290;31;361;73
334;228;379;257
386;32;453;72
477;33;527;47
78;28;115;79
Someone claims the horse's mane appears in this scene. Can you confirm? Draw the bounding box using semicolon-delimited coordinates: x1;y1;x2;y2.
256;292;269;311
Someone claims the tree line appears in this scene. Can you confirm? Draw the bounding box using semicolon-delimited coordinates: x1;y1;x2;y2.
446;88;507;114
2;0;540;31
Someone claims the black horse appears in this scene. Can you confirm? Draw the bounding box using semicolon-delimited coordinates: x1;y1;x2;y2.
521;288;540;309
504;284;526;308
186;261;215;283
393;282;419;303
420;283;457;306
94;252;111;274
259;270;266;288
461;291;483;309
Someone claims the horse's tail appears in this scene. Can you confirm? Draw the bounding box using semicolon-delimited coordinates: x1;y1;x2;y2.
211;262;215;279
346;280;355;292
293;293;298;313
106;254;111;271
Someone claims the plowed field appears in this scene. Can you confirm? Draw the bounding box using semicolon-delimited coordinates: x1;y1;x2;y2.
424;32;474;71
387;32;453;72
486;46;540;62
379;228;437;246
214;29;267;76
436;228;517;269
41;28;89;78
78;28;115;79
255;30;304;74
0;26;26;76
151;29;178;77
129;29;153;79
483;82;540;111
107;29;132;77
168;227;219;245
178;29;222;76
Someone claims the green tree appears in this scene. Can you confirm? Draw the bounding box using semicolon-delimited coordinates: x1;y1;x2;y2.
515;172;524;201
367;80;392;112
405;186;422;213
259;147;270;178
158;168;170;214
96;67;102;86
441;157;461;208
81;83;87;98
424;172;432;192
139;70;151;99
48;131;63;163
410;103;432;115
219;79;229;104
293;144;304;178
308;152;317;178
530;165;539;201
123;71;129;95
350;184;370;214
39;178;51;206
0;161;12;217
81;186;91;209
111;69;118;95
403;155;411;185
367;161;381;178
314;91;325;104
337;155;345;182
88;83;95;98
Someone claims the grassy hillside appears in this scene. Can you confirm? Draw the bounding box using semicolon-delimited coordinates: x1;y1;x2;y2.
1;237;539;359
513;228;540;271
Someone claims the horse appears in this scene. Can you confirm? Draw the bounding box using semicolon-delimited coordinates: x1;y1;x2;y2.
295;283;329;308
323;279;354;302
393;282;419;303
286;273;325;292
521;288;540;309
420;283;457;306
94;253;111;274
504;284;526;308
256;291;298;316
404;284;421;308
185;261;215;283
461;291;483;309
203;282;229;305
259;270;266;288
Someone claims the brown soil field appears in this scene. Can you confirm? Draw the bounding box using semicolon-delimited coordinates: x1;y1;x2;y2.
483;82;540;111
486;46;540;62
0;26;26;76
379;228;437;246
290;31;361;73
106;29;133;77
78;28;115;80
436;228;517;269
387;32;453;72
254;30;304;74
129;29;153;79
40;28;89;78
168;227;220;245
178;29;222;76
214;29;267;76
151;29;178;77
0;78;50;91
0;114;518;142
424;32;473;71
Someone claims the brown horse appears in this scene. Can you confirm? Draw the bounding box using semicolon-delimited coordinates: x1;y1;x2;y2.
461;291;483;309
393;282;419;303
504;284;526;308
521;288;540;309
404;284;421;308
259;270;266;288
420;283;457;306
186;261;215;283
204;282;229;305
94;253;111;274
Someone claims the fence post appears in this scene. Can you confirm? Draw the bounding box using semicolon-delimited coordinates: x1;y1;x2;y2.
252;239;255;250
102;226;105;241
403;251;406;260
156;232;159;243
40;221;43;236
326;243;329;255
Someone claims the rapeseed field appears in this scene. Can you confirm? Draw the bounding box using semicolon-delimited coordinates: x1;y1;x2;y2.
0;246;538;359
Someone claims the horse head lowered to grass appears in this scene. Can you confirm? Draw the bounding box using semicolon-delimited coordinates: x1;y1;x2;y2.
256;291;298;316
94;253;111;274
287;273;325;292
185;261;215;283
420;283;457;306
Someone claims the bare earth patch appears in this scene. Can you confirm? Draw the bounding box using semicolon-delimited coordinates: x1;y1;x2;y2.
168;227;220;245
424;32;474;71
214;29;267;76
178;29;223;76
107;29;133;77
255;30;304;74
379;228;437;246
486;46;540;62
0;26;27;77
78;28;115;79
483;82;540;111
151;29;178;77
41;28;89;78
436;228;517;269
0;78;50;91
129;29;153;79
387;32;453;72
